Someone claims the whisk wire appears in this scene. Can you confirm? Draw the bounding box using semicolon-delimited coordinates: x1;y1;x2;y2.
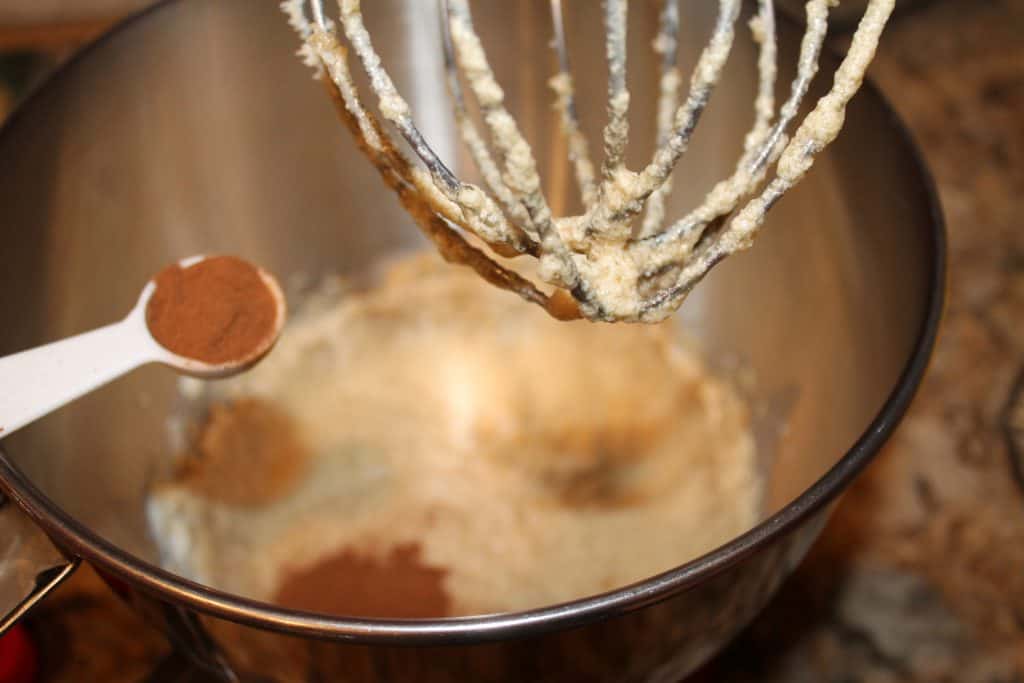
285;0;896;322
549;0;598;209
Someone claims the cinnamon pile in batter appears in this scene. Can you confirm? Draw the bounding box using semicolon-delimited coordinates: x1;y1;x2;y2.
147;253;761;618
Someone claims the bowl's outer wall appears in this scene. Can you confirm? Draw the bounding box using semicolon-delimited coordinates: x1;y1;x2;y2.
104;510;828;683
0;0;938;680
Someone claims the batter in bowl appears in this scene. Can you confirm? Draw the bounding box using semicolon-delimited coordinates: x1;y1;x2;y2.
146;253;761;617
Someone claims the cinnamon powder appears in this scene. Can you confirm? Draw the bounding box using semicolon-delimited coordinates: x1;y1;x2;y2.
146;256;278;365
273;543;452;618
174;397;309;507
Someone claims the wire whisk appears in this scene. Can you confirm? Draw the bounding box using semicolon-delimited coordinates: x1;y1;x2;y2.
282;0;895;322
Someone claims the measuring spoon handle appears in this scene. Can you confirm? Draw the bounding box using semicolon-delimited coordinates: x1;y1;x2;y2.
0;311;156;438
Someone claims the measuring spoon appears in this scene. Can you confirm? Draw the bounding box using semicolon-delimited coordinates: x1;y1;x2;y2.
0;255;286;438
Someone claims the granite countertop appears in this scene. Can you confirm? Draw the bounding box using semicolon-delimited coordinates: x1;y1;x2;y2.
2;0;1023;680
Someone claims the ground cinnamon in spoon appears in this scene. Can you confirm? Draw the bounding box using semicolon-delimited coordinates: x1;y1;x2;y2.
146;256;279;365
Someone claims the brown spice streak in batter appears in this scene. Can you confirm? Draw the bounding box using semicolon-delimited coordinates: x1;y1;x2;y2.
174;398;308;506
273;543;452;618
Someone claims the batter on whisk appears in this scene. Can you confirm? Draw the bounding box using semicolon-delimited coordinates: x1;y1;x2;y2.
282;0;894;322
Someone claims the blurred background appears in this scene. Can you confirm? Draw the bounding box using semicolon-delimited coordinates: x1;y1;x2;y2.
0;1;152;120
0;1;149;49
0;1;1021;682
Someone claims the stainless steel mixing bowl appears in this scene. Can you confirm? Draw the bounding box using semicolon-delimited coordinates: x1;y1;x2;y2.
0;1;943;680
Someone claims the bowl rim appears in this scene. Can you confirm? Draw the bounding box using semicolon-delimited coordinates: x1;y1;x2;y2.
0;0;946;646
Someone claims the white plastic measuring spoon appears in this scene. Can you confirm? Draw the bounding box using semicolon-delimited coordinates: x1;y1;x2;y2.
0;255;286;438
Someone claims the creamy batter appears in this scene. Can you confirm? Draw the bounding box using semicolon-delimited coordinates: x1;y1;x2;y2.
147;254;761;617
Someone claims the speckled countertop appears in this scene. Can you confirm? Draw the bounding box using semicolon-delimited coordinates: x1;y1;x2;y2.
2;0;1023;681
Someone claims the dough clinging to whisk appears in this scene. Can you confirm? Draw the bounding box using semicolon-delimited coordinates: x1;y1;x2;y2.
282;0;895;322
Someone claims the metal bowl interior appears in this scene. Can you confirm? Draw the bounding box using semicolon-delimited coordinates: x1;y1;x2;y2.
0;0;943;644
